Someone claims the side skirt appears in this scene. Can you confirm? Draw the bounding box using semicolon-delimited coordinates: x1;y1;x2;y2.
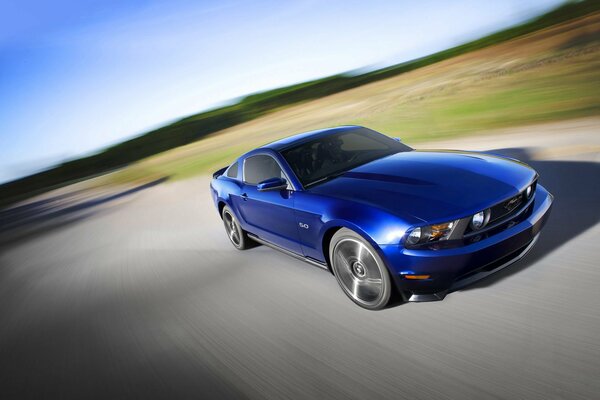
247;233;329;271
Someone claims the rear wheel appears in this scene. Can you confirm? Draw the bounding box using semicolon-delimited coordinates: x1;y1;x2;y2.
222;206;249;250
329;228;392;310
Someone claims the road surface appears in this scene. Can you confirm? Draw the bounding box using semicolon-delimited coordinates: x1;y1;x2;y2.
1;119;599;399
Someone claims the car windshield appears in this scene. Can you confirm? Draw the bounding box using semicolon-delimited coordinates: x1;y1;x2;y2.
280;127;412;188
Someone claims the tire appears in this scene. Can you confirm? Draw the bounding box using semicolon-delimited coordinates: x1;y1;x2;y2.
222;206;249;250
329;228;392;310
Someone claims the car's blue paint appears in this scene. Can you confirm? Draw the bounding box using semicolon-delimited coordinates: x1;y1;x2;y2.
292;191;415;262
237;182;302;254
310;150;537;226
210;126;553;300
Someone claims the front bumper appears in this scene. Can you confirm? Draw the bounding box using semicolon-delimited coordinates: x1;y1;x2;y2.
380;184;554;302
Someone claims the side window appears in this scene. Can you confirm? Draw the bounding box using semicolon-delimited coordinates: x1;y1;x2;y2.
225;162;238;179
244;155;285;185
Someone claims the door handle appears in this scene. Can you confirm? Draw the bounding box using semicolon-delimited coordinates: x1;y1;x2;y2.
241;193;248;201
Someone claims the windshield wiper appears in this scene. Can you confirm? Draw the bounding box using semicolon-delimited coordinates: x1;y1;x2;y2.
305;171;347;188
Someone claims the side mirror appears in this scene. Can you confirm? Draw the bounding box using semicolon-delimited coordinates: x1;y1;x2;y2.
257;177;288;192
393;137;402;142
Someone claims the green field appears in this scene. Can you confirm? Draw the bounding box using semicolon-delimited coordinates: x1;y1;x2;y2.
352;48;600;141
99;13;600;186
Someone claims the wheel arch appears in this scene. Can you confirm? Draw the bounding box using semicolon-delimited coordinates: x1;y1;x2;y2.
217;200;227;219
319;220;385;273
325;224;396;310
321;226;341;273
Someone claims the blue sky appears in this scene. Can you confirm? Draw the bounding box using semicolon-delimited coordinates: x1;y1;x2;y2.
0;0;564;183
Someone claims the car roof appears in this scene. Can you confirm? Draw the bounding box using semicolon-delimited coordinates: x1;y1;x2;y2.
260;125;364;151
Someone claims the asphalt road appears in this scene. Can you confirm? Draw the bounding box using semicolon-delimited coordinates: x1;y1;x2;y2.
1;119;599;399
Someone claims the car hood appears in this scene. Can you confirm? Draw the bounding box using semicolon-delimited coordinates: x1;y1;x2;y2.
309;150;537;223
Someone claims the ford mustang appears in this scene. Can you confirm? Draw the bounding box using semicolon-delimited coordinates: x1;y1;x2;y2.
210;126;553;309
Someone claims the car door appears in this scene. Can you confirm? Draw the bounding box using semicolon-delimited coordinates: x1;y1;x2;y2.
238;153;302;254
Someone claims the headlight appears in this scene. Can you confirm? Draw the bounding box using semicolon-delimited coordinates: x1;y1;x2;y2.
407;227;421;245
429;221;456;241
526;185;532;199
405;220;457;247
471;209;490;230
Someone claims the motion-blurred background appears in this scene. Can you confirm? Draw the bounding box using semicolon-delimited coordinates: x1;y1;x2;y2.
1;0;599;204
1;1;599;399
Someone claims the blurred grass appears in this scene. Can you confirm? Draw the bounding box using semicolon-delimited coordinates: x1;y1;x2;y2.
352;51;600;141
1;0;600;206
104;145;247;185
101;23;600;185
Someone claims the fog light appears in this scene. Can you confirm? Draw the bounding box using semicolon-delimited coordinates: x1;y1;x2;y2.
471;211;486;230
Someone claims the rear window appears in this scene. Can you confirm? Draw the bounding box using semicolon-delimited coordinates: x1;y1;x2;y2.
225;162;238;179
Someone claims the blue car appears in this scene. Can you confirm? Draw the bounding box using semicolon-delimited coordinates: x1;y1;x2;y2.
210;126;553;309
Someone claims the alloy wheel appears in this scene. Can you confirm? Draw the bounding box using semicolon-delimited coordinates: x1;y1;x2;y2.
332;238;386;307
223;210;241;247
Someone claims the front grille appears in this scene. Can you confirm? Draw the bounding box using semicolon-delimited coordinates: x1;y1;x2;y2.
490;193;525;223
465;180;536;235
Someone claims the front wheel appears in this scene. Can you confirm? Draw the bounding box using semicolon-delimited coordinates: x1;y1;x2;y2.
222;206;249;250
329;228;392;310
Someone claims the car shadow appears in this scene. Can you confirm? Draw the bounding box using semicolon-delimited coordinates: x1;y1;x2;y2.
457;147;600;291
0;177;170;248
